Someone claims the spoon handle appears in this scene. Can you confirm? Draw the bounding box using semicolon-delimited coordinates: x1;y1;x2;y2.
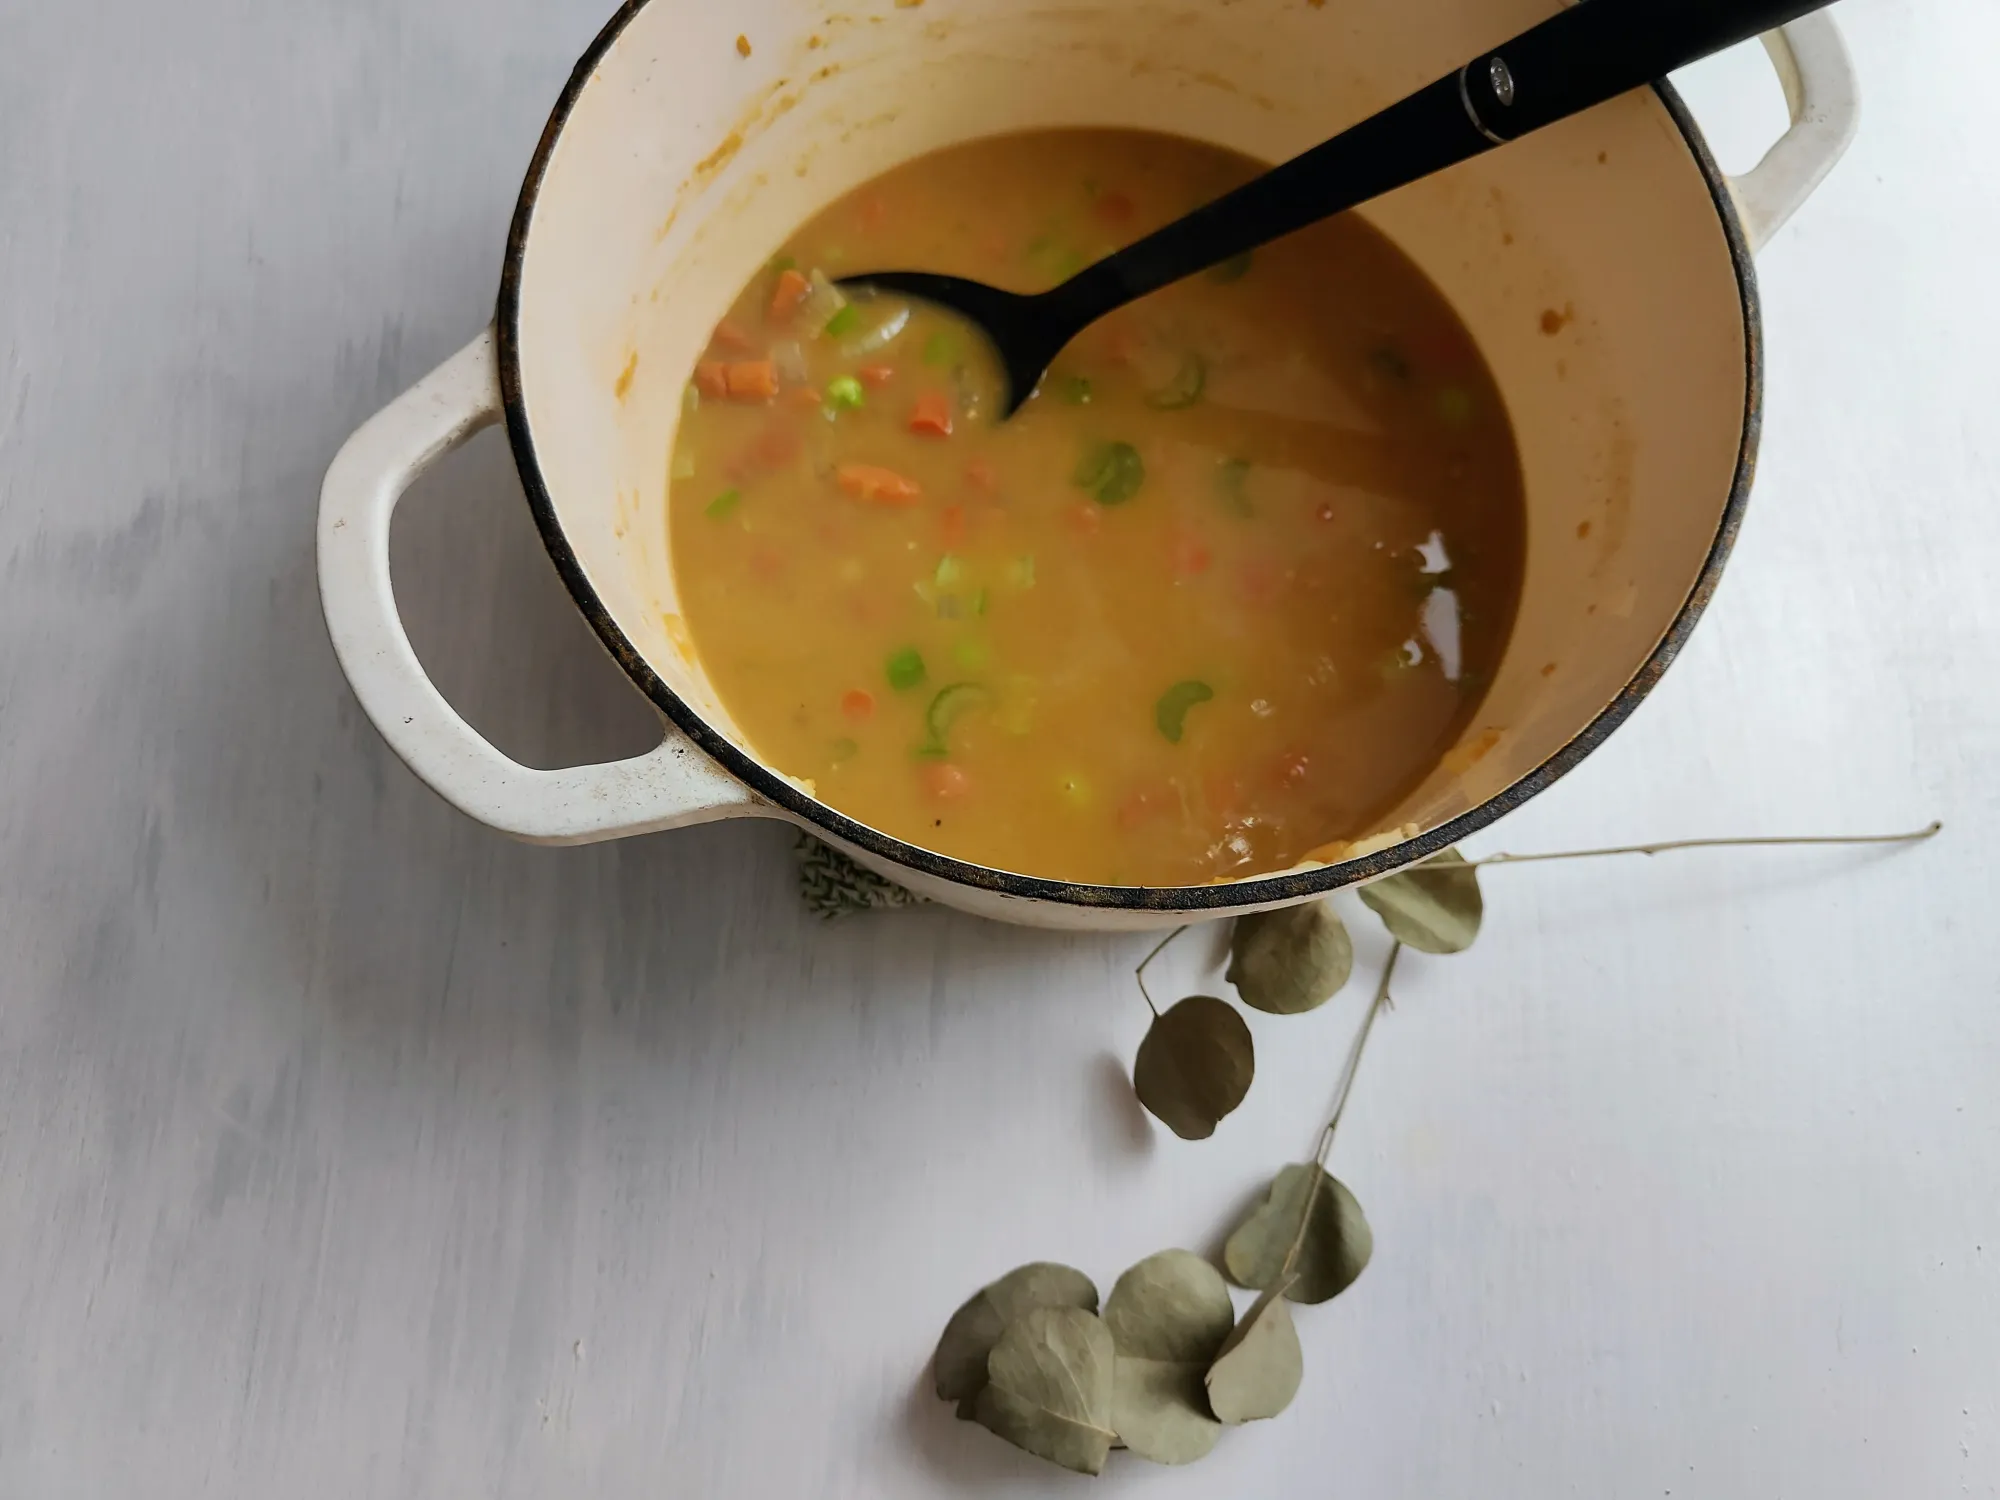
1048;0;1840;322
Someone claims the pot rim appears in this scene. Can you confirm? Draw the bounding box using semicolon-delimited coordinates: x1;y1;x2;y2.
494;0;1761;912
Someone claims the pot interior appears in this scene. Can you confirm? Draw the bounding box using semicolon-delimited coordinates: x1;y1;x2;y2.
506;0;1750;879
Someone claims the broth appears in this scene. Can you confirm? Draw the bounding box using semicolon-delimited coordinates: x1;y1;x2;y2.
668;129;1525;886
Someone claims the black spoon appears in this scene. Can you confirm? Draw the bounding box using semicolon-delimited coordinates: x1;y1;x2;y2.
841;0;1839;417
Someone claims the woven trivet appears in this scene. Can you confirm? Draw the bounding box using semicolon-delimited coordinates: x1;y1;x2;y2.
795;833;930;918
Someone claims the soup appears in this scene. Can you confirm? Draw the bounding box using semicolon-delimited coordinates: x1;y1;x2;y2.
668;129;1525;887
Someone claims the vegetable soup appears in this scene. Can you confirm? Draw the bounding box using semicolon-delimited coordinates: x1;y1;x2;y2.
669;129;1525;886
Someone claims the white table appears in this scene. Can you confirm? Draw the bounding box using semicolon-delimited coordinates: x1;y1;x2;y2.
2;2;1995;1495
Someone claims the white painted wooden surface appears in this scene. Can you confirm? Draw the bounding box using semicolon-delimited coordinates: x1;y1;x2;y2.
2;1;1995;1495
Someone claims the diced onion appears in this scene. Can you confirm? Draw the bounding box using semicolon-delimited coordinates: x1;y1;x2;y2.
840;304;910;360
771;340;809;384
799;268;847;334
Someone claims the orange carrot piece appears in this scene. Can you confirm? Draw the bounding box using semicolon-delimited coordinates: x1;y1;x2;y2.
768;267;811;321
1172;532;1213;576
783;385;824;409
1204;770;1244;819
856;364;896;388
841;689;876;722
921;762;971;800
713;319;755;352
694;361;729;398
1095;189;1135;225
964;457;999;494
724;419;803;483
909;390;954;437
836;463;922;505
1117;784;1169;830
939;503;967;549
724;360;780;400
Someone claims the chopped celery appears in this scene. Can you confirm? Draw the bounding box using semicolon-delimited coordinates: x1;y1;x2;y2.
1145;352;1206;410
1074;441;1145;505
1154;680;1215;744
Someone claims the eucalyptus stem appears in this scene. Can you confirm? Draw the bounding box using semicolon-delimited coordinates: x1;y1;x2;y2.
1133;925;1189;1019
1474;820;1940;869
1279;942;1402;1284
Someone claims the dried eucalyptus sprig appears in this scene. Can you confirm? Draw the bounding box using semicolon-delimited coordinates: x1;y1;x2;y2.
1227;902;1353;1014
1470;820;1941;868
1131;926;1256;1140
936;819;1939;1477
1225;943;1397;1306
932;944;1400;1472
1125;820;1941;1137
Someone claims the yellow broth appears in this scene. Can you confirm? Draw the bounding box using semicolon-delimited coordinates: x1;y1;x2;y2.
668;130;1525;886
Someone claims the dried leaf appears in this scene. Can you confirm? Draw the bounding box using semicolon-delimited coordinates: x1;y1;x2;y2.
1204;1281;1304;1424
972;1306;1117;1475
1104;1250;1235;1464
1133;996;1255;1140
1227;902;1354;1014
1223;1164;1373;1305
1357;847;1483;953
1112;1358;1219;1465
934;1263;1099;1409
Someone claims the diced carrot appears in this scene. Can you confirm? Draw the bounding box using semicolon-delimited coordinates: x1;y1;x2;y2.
1204;771;1244;819
1238;558;1277;604
1100;324;1139;366
841;689;876;722
724;360;780;400
755;422;803;470
724;418;803;483
908;390;954;437
1095;190;1136;225
784;384;824;409
713;319;755;352
921;762;971;800
964;457;999;494
1172;532;1213;576
939;504;967;549
836;463;922;505
768;267;811;321
856;364;897;388
1065;501;1102;538
694;361;729;398
1117;784;1170;829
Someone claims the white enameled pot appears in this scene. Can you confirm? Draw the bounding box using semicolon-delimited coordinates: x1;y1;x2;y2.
319;0;1857;931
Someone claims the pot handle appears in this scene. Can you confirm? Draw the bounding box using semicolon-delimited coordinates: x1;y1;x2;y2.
1729;12;1859;252
317;325;764;846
